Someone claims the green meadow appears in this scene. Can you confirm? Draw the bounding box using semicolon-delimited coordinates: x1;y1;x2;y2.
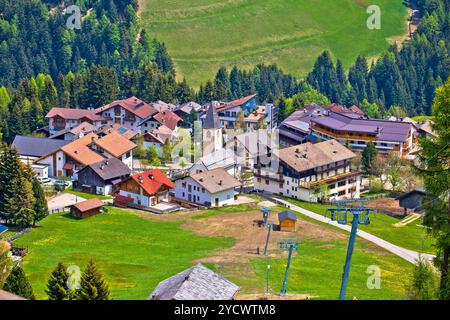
140;0;409;86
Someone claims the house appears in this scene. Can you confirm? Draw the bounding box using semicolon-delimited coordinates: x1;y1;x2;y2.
45;108;109;135
48;121;97;140
35;131;135;178
309;111;417;157
95;123;138;140
93;96;158;132
142;125;176;156
202;94;278;130
12;135;70;178
91;131;136;169
174;168;241;207
278;104;367;148
75;158;131;195
278;211;297;232
397;188;427;214
149;263;239;300
70;198;104;219
278;104;330;148
35;133;105;178
12;135;70;164
118;169;175;208
173;101;202;121
139;109;182;133
189;148;236;177
230;129;277;170
254;140;361;202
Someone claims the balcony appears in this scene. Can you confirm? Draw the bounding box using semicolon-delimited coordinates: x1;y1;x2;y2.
312;125;378;141
299;171;360;189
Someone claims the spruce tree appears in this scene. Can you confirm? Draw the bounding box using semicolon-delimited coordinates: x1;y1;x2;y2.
32;176;49;226
3;265;35;300
77;260;110;300
362;142;378;176
46;262;74;300
416;78;450;299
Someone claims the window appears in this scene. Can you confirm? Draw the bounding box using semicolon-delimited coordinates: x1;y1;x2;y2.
338;191;346;196
338;181;346;187
265;179;269;185
202;188;205;193
126;152;131;158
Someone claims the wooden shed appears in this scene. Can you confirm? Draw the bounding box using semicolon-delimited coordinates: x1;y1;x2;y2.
71;198;104;219
278;211;297;232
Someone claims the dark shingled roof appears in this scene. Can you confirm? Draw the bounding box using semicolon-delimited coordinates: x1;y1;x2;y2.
203;103;221;129
149;263;239;300
278;211;297;221
80;158;131;182
12;135;70;157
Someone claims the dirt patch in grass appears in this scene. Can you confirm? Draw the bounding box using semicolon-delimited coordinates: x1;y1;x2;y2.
349;198;405;216
183;210;347;265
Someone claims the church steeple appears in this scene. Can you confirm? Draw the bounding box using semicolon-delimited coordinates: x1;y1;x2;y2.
203;102;221;129
202;102;222;156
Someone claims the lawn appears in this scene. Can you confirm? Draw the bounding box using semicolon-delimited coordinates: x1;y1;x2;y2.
251;238;413;300
65;186;113;200
284;198;435;254
15;207;234;299
140;0;409;86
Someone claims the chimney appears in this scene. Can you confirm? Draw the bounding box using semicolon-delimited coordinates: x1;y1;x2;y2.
100;165;104;170
74;150;78;154
91;136;95;143
218;180;223;186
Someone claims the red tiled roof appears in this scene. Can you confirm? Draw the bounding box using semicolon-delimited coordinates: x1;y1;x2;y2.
216;94;257;112
129;169;175;195
95;97;158;120
350;105;365;115
153;110;182;131
45;108;107;121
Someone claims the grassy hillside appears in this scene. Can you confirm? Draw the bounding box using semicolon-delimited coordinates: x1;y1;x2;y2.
140;0;409;86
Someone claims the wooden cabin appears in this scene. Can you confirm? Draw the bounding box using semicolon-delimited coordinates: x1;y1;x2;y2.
278;211;297;232
71;198;104;219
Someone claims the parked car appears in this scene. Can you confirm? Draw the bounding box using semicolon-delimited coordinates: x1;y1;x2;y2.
37;177;51;184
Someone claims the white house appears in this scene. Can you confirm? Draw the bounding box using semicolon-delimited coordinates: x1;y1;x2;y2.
174;168;241;207
118;169;175;208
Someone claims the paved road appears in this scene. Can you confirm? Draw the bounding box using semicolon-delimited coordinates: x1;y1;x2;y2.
273;197;435;264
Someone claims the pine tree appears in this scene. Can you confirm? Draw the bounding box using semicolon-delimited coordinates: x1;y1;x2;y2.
406;258;437;300
214;67;230;100
46;262;75;300
77;260;110;300
3;265;35;300
31;176;49;226
416;78;450;299
147;144;161;166
362;142;378;176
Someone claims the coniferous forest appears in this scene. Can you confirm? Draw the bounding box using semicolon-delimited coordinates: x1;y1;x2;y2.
0;0;449;143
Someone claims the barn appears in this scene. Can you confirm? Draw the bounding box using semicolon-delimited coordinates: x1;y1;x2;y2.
278;211;297;232
70;198;104;219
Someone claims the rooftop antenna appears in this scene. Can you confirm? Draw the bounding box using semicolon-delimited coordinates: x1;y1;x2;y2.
279;238;299;296
326;199;375;300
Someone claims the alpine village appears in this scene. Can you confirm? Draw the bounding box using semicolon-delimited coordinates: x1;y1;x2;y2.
0;0;449;302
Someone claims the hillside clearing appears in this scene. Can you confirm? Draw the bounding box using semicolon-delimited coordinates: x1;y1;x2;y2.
140;0;409;86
